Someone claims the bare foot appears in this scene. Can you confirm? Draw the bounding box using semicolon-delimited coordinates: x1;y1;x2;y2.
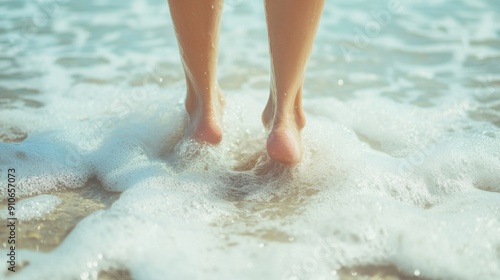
185;89;225;144
262;93;306;165
266;123;302;165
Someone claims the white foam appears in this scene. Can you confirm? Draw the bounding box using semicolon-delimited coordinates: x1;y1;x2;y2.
0;194;61;221
1;0;500;279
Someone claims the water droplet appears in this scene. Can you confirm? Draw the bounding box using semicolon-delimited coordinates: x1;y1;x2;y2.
414;269;421;276
482;131;495;138
365;228;376;240
338;79;344;86
80;272;89;280
211;5;214;9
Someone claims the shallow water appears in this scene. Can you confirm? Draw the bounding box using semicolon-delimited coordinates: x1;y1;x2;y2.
1;0;500;279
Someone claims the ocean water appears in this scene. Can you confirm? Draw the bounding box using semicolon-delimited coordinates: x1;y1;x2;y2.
0;0;500;279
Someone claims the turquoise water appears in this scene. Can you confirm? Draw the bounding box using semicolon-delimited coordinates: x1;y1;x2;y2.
1;0;500;279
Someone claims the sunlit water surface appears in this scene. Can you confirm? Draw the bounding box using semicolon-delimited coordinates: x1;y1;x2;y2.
1;0;500;279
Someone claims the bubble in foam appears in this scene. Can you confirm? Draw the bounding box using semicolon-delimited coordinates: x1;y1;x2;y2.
0;134;91;197
0;194;62;221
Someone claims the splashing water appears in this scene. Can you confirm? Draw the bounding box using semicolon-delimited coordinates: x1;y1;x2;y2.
1;0;499;279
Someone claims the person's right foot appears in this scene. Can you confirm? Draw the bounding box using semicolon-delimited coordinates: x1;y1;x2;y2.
266;121;303;165
262;94;306;165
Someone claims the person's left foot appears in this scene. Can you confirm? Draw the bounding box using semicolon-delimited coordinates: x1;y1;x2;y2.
185;89;225;144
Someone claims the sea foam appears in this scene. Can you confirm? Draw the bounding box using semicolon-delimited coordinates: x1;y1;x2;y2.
1;0;499;279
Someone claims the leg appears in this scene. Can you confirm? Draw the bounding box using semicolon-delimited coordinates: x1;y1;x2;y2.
263;0;325;164
167;0;225;144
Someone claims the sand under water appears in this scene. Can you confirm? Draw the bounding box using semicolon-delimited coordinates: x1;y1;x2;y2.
1;0;500;279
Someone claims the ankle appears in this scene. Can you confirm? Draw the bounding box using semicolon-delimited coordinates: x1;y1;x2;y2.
263;93;306;131
185;84;223;115
273;110;306;131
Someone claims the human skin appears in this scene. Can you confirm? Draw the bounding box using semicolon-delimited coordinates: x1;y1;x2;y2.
167;0;325;165
262;0;325;164
168;0;225;145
